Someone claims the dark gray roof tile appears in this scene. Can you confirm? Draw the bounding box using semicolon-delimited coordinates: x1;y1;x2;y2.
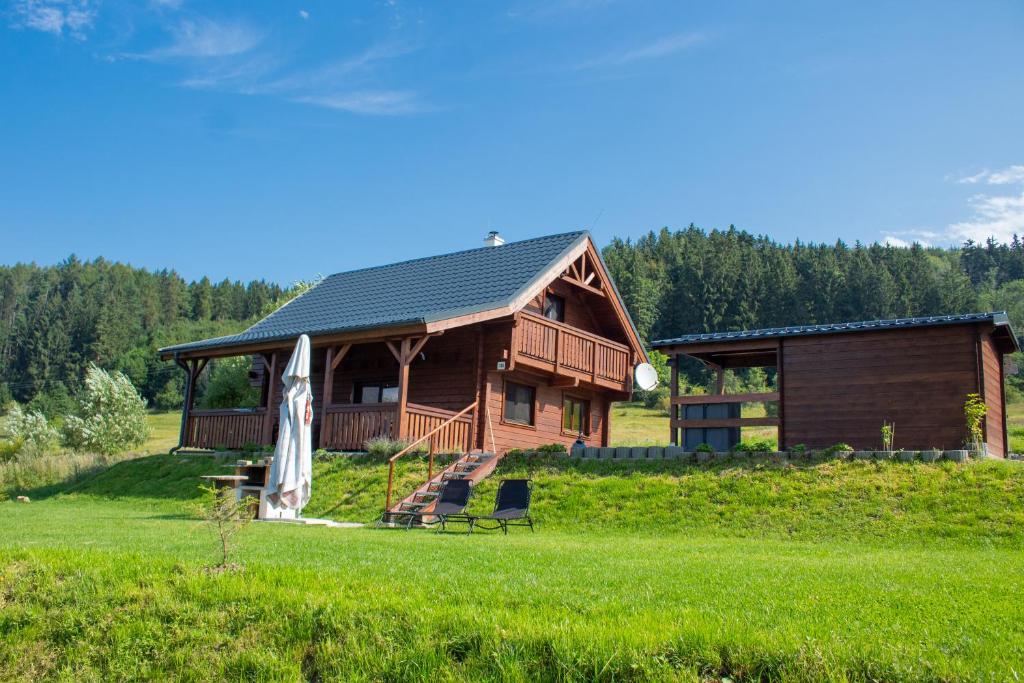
161;231;589;354
651;312;1019;350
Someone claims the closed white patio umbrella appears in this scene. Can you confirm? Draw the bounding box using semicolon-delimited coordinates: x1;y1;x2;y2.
266;334;313;512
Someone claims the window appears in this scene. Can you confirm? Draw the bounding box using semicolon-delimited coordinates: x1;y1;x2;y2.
355;381;398;404
503;382;535;426
543;293;565;322
562;396;590;435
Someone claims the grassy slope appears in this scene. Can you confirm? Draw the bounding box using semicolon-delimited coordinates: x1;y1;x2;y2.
2;408;1023;680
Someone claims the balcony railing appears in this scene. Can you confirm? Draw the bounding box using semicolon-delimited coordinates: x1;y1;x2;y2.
513;312;632;390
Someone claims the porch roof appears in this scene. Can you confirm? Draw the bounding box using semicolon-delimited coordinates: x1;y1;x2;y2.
160;231;594;358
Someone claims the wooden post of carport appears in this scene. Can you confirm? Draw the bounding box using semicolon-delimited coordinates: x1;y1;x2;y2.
669;354;680;446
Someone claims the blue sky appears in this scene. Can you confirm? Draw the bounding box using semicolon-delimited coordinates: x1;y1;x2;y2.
2;0;1023;284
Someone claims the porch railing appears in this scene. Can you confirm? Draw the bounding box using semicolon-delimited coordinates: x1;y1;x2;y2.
321;403;398;451
185;408;266;450
514;311;632;389
321;402;475;452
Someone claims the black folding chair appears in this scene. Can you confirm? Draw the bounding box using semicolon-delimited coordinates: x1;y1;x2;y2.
469;479;534;534
395;478;473;531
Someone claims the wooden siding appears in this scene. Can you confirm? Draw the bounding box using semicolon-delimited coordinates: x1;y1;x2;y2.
206;311;628;455
781;325;982;451
980;330;1006;457
481;368;608;454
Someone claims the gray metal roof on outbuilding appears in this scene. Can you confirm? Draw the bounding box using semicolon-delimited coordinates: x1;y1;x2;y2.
651;312;1019;351
160;231;591;355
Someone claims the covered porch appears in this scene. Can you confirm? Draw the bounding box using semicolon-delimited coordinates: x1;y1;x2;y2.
174;327;484;454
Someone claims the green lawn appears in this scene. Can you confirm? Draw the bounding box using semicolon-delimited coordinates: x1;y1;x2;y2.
144;410;183;454
2;452;1024;681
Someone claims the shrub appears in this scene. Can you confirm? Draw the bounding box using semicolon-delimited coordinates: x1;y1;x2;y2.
536;443;567;454
193;484;255;569
823;442;854;456
199;357;260;409
733;437;774;453
153;376;184;411
964;393;987;448
364;437;409;458
62;364;150;455
789;443;807;454
694;443;714;453
26;383;76;422
642;386;670;412
3;404;60;457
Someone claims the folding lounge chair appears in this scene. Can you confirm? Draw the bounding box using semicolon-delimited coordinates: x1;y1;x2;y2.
397;478;473;531
469;479;534;534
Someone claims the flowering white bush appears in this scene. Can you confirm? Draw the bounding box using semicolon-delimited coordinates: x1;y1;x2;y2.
3;404;60;456
63;364;150;455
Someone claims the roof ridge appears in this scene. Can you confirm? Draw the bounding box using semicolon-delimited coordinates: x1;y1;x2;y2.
318;230;588;281
651;311;1015;347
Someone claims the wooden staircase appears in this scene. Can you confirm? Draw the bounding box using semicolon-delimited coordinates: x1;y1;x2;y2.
380;451;500;526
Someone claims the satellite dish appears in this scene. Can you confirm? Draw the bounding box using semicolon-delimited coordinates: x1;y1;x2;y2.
634;362;659;391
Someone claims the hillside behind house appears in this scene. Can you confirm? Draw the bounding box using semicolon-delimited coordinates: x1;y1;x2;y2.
2;229;1023;418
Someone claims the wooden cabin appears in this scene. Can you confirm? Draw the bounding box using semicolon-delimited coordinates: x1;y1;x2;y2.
159;231;647;455
652;313;1019;457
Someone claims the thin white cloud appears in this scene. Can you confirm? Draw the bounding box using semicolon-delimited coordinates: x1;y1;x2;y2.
578;31;707;69
956;164;1024;186
948;191;1024;244
146;17;262;59
176;39;427;116
262;42;416;93
294;90;425;115
988;165;1024;185
298;9;309;20
902;165;1024;245
9;0;95;39
882;235;911;248
956;169;990;185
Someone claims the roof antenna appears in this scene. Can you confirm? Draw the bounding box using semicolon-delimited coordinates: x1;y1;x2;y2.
590;208;605;231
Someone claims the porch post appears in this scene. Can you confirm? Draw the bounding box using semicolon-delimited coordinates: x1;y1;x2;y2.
319;344;351;449
395;337;411;441
172;356;208;453
261;352;278;445
471;327;485;451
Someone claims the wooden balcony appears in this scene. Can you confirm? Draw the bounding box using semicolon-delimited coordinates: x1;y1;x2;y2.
513;311;632;391
185;408;267;450
321;402;474;452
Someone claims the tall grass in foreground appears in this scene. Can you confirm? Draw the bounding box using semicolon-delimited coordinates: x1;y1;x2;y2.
0;451;143;500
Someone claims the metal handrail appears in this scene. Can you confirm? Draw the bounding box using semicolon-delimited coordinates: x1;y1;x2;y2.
384;401;477;512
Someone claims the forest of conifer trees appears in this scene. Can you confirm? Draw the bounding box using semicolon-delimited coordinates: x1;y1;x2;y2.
2;228;1022;414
